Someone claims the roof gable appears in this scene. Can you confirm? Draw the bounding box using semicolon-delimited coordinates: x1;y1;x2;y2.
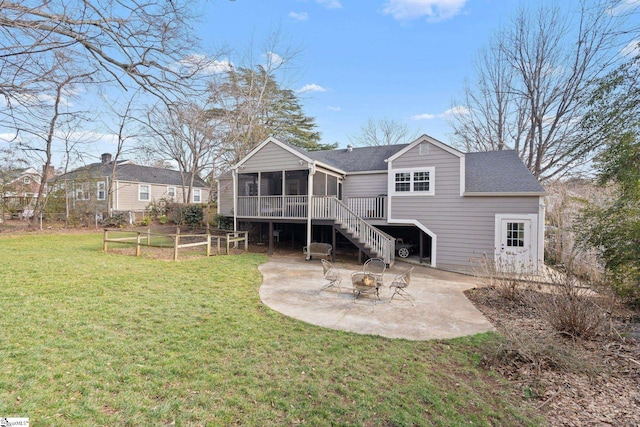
233;137;313;170
387;134;463;163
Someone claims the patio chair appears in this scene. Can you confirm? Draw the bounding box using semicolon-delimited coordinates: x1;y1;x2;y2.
320;259;342;293
389;267;415;305
363;257;386;288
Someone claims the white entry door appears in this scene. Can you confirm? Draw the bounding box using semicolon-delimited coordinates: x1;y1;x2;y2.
495;214;537;272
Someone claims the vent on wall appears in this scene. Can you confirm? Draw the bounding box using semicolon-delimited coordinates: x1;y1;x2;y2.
419;142;429;156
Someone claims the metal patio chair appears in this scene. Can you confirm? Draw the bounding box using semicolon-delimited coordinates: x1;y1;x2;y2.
320;259;342;292
389;267;415;305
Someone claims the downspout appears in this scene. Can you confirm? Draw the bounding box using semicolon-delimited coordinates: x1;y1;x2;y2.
232;169;238;232
306;162;316;251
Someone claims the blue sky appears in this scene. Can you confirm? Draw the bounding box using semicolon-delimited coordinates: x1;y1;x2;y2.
196;0;519;148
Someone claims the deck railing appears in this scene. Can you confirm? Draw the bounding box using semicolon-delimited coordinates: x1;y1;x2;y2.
236;195;394;264
237;195;386;220
346;196;386;219
238;195;307;218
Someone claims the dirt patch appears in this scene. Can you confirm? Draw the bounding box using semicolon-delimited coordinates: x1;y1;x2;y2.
466;286;640;426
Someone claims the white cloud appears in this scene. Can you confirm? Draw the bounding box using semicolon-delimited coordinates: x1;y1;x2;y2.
411;113;437;120
297;83;328;93
382;0;467;22
179;54;233;75
607;0;640;16
289;11;309;21
327;106;341;111
316;0;342;9
411;105;468;120
620;39;640;57
264;51;284;68
442;106;469;116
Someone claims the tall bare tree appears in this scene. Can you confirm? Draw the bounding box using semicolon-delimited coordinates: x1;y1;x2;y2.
141;101;220;203
349;118;419;147
450;0;632;180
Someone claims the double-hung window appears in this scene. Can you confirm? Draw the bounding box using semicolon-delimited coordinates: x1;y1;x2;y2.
97;182;106;200
167;186;176;200
192;189;202;203
139;184;150;201
392;168;434;195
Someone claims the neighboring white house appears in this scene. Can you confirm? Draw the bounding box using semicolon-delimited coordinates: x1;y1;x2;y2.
218;135;546;273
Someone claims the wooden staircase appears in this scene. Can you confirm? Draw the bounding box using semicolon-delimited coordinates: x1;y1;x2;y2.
320;197;395;266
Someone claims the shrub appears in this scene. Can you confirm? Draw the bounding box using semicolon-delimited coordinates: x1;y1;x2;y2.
103;213;128;228
145;198;168;220
472;253;536;301
214;214;233;230
526;273;612;340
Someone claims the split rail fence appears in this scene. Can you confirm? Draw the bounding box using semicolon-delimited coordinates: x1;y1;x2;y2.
103;228;248;260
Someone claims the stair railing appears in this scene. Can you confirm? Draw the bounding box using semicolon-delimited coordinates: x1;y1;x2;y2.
317;196;394;265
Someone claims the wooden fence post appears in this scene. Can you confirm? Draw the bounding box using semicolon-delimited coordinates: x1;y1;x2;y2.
147;228;151;245
174;233;180;261
206;234;211;256
103;229;108;252
136;232;141;257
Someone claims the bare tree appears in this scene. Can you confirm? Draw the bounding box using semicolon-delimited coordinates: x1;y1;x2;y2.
105;93;143;214
141;101;220;203
450;0;633;181
0;0;204;111
349;118;419;147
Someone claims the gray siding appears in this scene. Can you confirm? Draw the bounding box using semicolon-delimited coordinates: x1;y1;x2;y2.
343;172;387;198
218;177;233;216
389;141;539;270
242;142;306;172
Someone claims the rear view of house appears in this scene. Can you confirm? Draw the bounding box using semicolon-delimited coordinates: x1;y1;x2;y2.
218;135;546;273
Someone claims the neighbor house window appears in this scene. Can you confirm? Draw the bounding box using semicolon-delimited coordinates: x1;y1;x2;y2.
76;182;90;200
23;176;31;184
97;182;106;200
139;185;150;201
167;186;176;199
192;189;201;203
392;168;435;195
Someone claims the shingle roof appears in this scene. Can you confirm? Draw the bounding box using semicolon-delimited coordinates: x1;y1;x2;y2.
307;144;408;172
465;150;545;194
53;161;208;187
227;139;545;194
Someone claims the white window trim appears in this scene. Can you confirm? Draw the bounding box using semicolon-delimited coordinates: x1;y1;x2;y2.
97;181;106;200
167;186;176;199
75;182;90;201
138;184;150;201
391;167;435;196
192;188;202;203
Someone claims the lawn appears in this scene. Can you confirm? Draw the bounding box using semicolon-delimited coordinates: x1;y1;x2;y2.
0;232;540;426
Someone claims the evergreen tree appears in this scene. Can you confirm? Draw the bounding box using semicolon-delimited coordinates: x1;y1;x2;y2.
577;56;640;304
211;66;333;168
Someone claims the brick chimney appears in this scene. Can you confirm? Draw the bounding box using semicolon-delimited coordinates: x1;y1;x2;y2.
101;153;112;164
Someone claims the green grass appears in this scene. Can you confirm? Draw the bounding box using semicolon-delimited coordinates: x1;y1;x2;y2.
0;233;541;426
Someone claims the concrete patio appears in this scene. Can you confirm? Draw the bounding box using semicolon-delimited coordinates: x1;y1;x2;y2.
259;256;495;341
